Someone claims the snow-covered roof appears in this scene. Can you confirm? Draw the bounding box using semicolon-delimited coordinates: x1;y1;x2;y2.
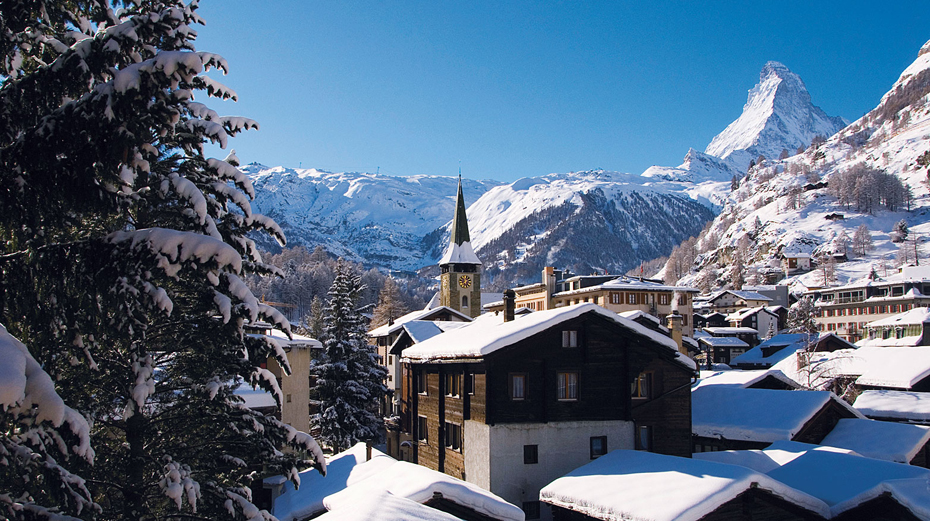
854;389;930;422
852;346;930;389
696;440;930;518
618;309;662;326
692;369;799;390
553;276;699;298
709;290;773;303
233;380;277;409
765;447;930;517
273;443;395;521
703;326;760;335
322;458;524;521
698;336;749;347
692;387;862;442
247;329;322;349
313;492;461;521
368;306;472;337
438;240;481;265
402;303;695;370
724;306;777;322
693;440;858;474
820;418;930;464
730;333;812;367
866;306;930;328
539;449;830;521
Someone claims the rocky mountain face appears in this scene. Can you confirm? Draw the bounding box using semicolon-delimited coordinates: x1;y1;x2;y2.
666;40;930;293
643;62;847;185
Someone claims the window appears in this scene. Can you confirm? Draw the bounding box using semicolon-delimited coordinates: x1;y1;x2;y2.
631;372;652;399
522;501;541;520
445;373;461;397
510;374;526;401
658;293;669;305
418;416;428;443
417;371;428;395
635;425;653;451
388;355;393;365
610;292;621;304
590;436;607;459
627;293;637;305
286;394;292;403
444;421;462;451
466;373;475;395
461;295;469;309
562;330;578;348
523;444;538;464
557;372;578;401
678;294;688;306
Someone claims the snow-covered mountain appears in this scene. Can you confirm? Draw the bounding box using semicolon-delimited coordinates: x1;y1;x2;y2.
245;165;714;283
667;39;930;293
643;62;847;188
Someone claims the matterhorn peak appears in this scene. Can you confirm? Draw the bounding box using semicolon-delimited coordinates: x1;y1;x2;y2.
704;61;846;171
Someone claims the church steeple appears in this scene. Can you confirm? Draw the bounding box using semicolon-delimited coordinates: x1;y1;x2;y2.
439;174;481;317
450;174;471;246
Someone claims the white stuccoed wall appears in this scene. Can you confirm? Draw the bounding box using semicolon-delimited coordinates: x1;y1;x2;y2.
465;419;634;520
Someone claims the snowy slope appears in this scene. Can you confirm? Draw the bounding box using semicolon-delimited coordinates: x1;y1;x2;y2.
669;39;930;292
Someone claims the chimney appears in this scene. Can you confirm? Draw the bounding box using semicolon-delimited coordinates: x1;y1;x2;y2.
667;312;685;355
503;289;516;322
543;266;556;310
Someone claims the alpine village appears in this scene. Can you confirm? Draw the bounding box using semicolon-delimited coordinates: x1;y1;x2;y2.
5;3;930;521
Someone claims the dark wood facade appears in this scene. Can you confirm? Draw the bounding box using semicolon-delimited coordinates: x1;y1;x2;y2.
403;311;696;476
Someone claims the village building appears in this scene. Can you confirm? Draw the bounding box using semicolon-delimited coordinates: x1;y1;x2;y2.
743;284;792;308
805;266;930;342
782;252;812;275
399;301;696;520
489;269;699;337
702;326;760;348
860;306;930;346
725;306;781;337
693;311;728;330
539;449;830;521
691;386;861;452
819;418;930;468
697;336;750;367
236;323;322;433
703;290;773;315
840;345;930;393
268;443;524;521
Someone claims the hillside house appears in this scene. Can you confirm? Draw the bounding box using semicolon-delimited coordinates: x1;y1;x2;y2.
702;326;760;348
783;252;812;274
697;336;749;367
691;387;861;452
705;290;773;315
806;266;930;342
400;301;696;520
725;306;780;337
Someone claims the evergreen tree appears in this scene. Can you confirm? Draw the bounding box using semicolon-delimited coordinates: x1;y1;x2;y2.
371;277;410;328
0;2;323;519
891;219;909;243
313;261;387;452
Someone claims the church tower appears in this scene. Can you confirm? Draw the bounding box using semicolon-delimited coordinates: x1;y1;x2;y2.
439;175;482;318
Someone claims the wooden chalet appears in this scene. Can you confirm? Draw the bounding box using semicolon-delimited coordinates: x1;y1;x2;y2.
400;300;697;520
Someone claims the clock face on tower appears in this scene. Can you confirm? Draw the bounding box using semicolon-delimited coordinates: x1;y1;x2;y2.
458;274;472;289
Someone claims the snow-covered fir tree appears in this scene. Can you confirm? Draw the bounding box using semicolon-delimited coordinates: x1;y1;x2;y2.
0;2;323;519
313;261;388;452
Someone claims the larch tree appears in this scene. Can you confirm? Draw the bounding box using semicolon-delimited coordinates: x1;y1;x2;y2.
312;261;387;453
371;277;409;328
852;224;873;257
0;2;324;520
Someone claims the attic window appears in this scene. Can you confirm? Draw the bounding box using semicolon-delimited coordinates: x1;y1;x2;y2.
631;372;652;399
562;330;578;348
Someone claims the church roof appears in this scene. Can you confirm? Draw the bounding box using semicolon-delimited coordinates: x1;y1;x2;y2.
440;176;481;266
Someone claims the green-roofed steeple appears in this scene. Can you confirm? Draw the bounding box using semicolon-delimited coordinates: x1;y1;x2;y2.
450;174;471;245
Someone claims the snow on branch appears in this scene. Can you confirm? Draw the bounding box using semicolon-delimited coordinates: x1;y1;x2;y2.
207;158;255;199
0;324;92;462
108;228;244;279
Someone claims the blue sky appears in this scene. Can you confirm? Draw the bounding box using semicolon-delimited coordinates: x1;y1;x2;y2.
196;2;929;182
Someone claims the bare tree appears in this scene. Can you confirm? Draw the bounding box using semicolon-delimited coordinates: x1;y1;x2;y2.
852;224;873;257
